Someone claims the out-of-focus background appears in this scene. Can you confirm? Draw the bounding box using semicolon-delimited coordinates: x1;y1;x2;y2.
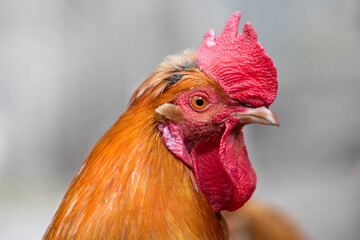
1;0;359;239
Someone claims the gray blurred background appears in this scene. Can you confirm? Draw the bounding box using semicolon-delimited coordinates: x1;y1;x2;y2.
1;0;359;239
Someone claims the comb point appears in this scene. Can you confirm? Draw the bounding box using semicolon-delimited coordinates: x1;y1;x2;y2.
196;12;278;107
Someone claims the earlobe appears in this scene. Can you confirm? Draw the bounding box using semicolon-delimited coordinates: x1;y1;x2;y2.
158;121;193;168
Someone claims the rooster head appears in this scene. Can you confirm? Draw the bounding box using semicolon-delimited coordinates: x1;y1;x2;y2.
132;12;278;213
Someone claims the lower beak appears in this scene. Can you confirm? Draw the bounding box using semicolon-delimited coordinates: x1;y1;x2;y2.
232;106;279;126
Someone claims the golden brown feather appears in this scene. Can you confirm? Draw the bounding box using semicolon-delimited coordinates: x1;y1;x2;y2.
44;51;229;239
223;200;306;240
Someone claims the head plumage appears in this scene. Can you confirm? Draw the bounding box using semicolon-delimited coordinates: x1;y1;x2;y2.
196;11;277;107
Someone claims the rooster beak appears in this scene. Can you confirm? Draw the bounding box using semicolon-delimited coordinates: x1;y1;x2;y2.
232;106;279;127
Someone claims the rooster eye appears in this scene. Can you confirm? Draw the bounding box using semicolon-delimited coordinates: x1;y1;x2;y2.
191;96;208;110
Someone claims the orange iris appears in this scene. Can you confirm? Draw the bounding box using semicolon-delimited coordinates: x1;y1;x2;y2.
191;96;208;109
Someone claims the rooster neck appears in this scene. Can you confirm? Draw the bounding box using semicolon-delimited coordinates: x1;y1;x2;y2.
44;107;229;240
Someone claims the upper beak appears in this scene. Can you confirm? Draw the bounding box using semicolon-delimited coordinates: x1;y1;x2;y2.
232;106;279;127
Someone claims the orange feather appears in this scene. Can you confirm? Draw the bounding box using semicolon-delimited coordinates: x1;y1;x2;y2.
44;52;230;239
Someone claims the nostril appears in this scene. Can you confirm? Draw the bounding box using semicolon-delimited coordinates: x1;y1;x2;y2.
231;99;241;104
241;103;254;108
231;99;254;108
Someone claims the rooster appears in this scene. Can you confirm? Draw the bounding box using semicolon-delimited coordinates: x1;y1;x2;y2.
44;12;281;239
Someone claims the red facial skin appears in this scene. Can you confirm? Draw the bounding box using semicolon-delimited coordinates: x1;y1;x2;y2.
159;87;257;213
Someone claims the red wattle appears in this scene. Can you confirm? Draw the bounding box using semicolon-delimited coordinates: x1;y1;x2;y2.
219;118;256;211
191;118;256;212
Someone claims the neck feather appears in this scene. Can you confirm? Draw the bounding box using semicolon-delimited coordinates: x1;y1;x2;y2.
44;105;228;239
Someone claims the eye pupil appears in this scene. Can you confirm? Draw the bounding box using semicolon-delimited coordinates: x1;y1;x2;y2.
195;98;204;106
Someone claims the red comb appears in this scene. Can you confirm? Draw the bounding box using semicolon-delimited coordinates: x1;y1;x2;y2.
196;11;277;107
